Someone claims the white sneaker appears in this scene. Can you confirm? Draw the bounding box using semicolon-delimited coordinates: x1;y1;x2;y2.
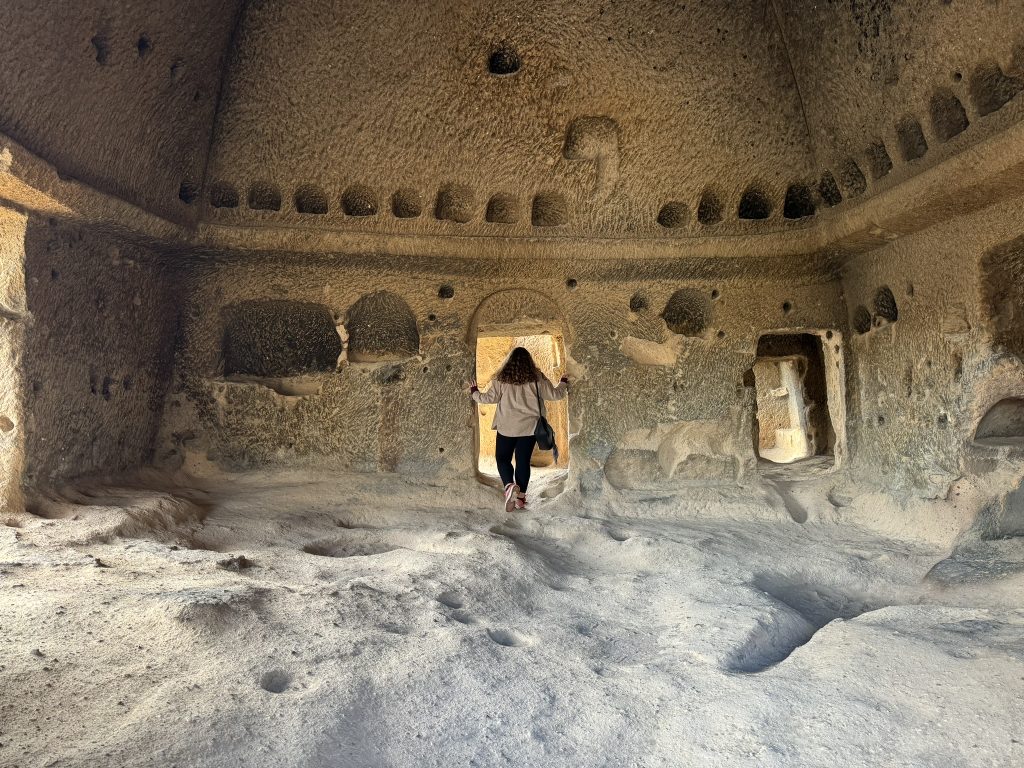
503;483;520;513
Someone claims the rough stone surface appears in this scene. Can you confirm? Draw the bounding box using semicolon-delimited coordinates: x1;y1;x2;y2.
158;254;845;482
0;207;27;514
204;0;816;236
2;4;1024;764
841;193;1024;496
779;2;1024;185
0;0;242;220
21;220;181;487
223;300;342;377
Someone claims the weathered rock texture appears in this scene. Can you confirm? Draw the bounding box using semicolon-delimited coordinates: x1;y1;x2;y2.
0;0;242;221
21;221;181;487
0;1;1020;535
842;194;1024;497
155;253;845;490
779;1;1024;178
0;207;27;515
203;0;816;237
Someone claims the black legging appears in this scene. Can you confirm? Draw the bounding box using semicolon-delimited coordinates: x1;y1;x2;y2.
495;433;537;491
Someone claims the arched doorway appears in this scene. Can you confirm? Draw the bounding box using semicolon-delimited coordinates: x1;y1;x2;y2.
468;290;571;485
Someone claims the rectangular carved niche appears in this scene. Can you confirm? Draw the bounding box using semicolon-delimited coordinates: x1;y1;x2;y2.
751;332;847;471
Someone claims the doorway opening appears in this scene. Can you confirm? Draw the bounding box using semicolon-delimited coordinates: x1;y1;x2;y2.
750;332;842;471
475;332;570;481
975;398;1024;447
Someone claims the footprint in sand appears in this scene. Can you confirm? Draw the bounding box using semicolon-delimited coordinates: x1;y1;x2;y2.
302;541;398;558
436;591;464;609
259;669;292;693
436;592;482;625
486;628;529;647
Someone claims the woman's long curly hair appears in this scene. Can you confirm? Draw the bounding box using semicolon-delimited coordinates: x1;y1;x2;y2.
495;346;540;385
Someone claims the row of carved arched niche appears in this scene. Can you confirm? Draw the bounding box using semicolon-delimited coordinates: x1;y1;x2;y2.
679;54;1024;227
181;181;572;227
222;292;424;379
220;286;808;382
179;58;1023;233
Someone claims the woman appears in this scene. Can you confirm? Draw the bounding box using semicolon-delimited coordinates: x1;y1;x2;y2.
470;347;569;512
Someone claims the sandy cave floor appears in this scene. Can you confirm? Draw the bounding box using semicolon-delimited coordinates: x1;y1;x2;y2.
1;470;1023;768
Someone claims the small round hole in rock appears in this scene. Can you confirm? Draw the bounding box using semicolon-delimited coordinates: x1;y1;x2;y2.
209;182;239;209
427;314;437;322
782;301;793;314
137;35;152;59
438;284;455;300
178;181;199;205
565;278;578;291
629;292;648;312
91;35;110;65
486;193;519;224
391;188;422;218
662;288;710;337
488;44;521;75
295;185;329;215
874;286;898;322
657;201;687;229
738;185;772;220
259;669;291;694
342;184;378;217
247;182;281;211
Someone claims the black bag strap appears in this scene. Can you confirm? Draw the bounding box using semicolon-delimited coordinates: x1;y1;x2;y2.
534;378;546;418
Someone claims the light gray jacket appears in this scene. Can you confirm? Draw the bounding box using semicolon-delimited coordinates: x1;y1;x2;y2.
472;377;568;437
